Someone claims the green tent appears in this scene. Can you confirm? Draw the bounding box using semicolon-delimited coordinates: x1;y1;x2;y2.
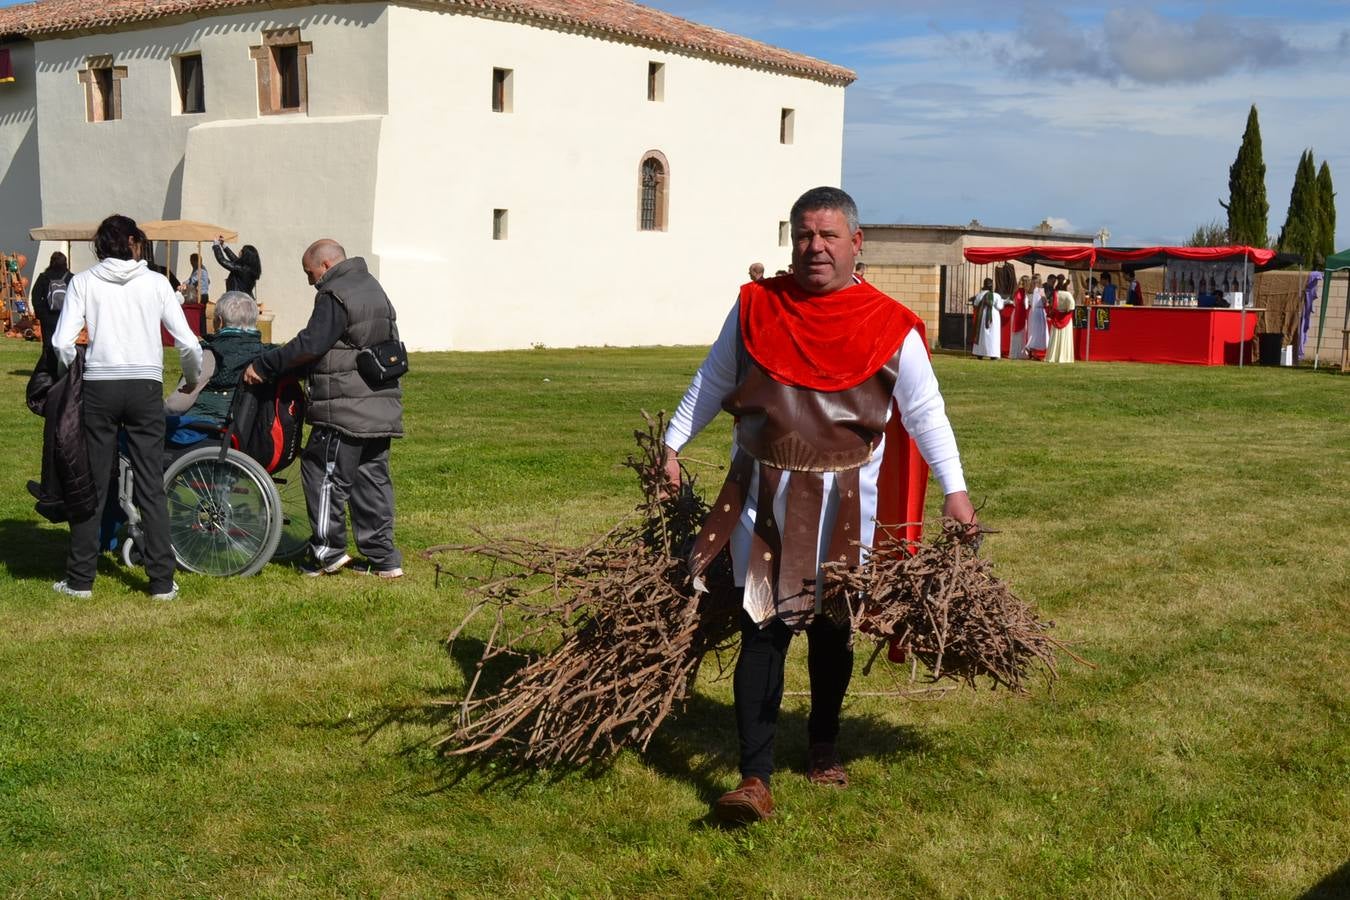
1314;248;1350;370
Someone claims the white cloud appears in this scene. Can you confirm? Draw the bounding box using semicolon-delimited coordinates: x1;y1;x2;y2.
649;1;1350;249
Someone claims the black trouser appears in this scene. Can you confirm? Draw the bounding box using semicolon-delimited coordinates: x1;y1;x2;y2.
65;380;175;594
300;427;401;569
734;608;853;785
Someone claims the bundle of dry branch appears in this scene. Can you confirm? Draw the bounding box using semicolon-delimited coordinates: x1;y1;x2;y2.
822;524;1082;692
423;413;738;767
428;416;1077;768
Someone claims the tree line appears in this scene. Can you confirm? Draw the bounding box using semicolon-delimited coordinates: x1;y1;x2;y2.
1189;104;1338;267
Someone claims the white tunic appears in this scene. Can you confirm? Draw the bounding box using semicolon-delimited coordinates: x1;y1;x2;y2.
971;291;1007;358
1026;288;1049;352
1046;291;1076;364
665;300;967;593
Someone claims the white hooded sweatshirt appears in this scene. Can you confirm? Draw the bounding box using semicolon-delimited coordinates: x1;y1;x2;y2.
53;257;202;386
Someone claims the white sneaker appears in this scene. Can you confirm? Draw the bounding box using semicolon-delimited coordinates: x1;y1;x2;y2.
352;562;404;579
150;581;180;601
300;552;352;577
53;580;92;598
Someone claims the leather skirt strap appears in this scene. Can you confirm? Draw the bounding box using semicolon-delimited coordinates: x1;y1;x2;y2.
742;465;784;626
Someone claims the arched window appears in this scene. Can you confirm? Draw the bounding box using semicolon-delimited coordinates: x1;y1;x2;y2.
638;150;669;231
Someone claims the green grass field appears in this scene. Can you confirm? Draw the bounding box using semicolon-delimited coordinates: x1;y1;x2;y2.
1;339;1346;898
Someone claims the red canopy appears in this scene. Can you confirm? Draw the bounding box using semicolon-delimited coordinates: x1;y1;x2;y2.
963;245;1096;265
1097;246;1277;266
962;244;1279;270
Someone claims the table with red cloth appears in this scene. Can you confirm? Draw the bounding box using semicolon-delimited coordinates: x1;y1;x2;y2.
1073;305;1261;366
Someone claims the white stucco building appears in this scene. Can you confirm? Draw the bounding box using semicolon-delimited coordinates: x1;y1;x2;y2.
0;0;853;348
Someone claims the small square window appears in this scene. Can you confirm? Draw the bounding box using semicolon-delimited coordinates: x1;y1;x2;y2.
492;67;513;113
780;107;795;144
175;53;205;114
778;221;790;247
493;208;509;240
647;61;664;102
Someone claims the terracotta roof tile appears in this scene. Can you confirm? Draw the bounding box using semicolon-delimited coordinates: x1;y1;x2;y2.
0;0;855;85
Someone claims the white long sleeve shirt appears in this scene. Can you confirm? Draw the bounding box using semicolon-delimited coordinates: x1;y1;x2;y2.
666;300;966;586
53;257;202;386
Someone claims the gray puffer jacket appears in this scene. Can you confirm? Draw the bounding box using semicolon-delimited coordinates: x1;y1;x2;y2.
309;258;404;439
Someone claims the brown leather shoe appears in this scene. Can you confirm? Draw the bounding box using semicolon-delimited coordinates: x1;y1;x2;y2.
714;776;774;824
807;743;848;788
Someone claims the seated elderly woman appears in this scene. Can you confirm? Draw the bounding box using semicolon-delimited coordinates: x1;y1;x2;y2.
165;291;274;443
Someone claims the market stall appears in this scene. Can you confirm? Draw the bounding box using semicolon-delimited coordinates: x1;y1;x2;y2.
960;244;1287;366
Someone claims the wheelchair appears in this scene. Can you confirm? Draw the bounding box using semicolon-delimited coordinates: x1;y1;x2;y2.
117;365;309;577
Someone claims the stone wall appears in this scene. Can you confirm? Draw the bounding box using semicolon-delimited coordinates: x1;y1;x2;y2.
869;265;941;343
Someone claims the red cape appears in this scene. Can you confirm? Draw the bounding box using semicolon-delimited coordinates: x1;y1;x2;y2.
1046;290;1074;329
739;275;918;391
1010;288;1028;332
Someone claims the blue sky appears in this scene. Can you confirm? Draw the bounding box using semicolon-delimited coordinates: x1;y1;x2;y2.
646;0;1350;248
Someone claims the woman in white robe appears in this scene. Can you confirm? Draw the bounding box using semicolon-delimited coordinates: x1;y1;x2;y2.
970;277;1007;359
1025;273;1049;359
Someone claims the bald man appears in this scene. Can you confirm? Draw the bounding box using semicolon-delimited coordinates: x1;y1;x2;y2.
244;239;405;578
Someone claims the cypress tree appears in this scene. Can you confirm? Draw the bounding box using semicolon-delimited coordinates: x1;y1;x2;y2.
1316;161;1336;260
1223;105;1269;247
1278;149;1319;266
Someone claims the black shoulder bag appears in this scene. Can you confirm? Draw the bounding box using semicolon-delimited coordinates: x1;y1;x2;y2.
356;297;408;386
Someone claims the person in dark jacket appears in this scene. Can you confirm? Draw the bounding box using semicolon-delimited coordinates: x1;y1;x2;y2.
164;291;274;448
26;346;97;524
212;237;261;297
31;251;70;366
244;239;403;578
186;291;272;423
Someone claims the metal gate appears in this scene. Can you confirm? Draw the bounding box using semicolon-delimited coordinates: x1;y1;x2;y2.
937;262;985;350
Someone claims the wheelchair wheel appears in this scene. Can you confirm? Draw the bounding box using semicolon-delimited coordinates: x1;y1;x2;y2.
271;461;309;562
163;446;282;577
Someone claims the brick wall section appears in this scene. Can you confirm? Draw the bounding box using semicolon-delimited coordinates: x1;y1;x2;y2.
871;265;941;344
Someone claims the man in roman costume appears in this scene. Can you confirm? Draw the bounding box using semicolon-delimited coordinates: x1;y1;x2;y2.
662;187;976;824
